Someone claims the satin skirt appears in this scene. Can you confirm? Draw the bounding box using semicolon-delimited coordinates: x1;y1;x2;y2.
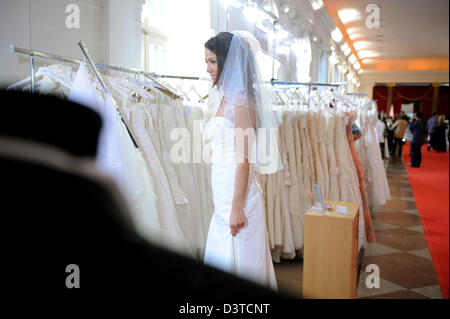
203;160;278;291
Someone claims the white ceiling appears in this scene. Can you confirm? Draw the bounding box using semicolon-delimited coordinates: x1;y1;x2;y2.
321;0;449;70
274;0;449;70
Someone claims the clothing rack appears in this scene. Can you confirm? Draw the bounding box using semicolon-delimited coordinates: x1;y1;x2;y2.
269;80;348;107
150;73;210;81
347;92;368;96
9;44;182;99
270;80;342;88
9;42;140;149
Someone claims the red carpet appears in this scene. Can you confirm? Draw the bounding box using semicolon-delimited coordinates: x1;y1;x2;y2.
403;143;449;299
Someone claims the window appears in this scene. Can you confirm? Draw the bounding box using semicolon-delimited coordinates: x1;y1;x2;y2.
318;51;328;83
333;65;339;83
260;52;281;81
294;37;312;82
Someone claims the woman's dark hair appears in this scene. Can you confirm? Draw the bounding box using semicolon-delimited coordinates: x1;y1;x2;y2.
205;32;233;87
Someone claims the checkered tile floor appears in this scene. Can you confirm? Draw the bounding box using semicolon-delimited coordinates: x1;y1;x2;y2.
273;157;443;299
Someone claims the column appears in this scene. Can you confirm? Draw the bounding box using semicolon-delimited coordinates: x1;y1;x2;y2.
386;82;395;116
432;82;440;114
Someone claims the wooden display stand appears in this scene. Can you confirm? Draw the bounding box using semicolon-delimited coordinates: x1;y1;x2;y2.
302;200;360;299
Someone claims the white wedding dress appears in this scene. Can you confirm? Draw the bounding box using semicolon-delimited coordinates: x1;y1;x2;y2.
203;116;278;291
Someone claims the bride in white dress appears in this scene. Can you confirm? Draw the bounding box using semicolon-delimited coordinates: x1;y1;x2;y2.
202;31;282;291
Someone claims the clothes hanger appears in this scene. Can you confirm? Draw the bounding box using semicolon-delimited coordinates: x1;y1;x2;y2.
175;84;191;101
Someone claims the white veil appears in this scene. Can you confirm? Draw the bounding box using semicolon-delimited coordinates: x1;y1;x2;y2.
218;30;283;174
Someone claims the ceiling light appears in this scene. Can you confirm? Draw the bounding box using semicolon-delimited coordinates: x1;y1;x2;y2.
353;41;370;51
329;54;338;65
349;54;357;64
283;6;290;13
340;43;351;56
310;0;324;11
337;9;361;24
346;27;361;35
331;28;343;43
312;36;318;42
358;69;363;74
358;50;378;59
348;33;363;41
354;62;361;70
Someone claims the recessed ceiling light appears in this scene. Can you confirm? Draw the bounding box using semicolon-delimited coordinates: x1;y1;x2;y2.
358;50;378;59
338;9;361;24
353;41;370;51
349;54;357;64
331;28;343;43
310;0;324;11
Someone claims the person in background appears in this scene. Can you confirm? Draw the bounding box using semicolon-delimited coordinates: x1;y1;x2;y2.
427;112;439;151
376;113;387;159
386;115;394;153
430;115;448;152
390;114;409;157
409;112;427;167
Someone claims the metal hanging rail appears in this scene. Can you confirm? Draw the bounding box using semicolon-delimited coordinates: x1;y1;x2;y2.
346;92;368;96
77;41;139;149
9;44;182;98
269;80;347;88
150;73;210;81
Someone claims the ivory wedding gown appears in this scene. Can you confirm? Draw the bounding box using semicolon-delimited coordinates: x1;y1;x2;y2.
203;116;278;291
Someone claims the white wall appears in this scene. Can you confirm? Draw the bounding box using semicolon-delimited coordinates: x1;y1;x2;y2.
0;0;145;87
107;0;144;69
0;0;108;86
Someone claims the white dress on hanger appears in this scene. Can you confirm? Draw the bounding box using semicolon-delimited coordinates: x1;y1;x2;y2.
203;116;278;290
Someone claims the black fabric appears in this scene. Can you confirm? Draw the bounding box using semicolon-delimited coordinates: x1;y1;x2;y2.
392;138;404;156
0;90;102;158
430;125;447;152
411;143;422;167
409;119;427;146
1;155;284;300
0;91;285;304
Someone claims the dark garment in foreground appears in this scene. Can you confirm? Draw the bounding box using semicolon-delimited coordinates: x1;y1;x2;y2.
0;90;284;305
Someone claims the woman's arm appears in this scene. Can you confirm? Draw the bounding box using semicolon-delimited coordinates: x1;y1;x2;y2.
229;105;255;236
230;158;250;236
